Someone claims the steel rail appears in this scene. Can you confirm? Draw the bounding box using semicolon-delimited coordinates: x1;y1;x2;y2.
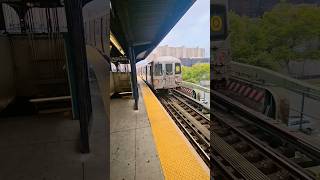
212;90;320;179
174;88;319;179
172;89;210;112
159;95;210;166
212;90;320;164
213;110;313;179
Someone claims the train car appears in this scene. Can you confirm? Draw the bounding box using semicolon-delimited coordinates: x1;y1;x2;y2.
211;0;231;89
139;56;182;91
210;0;290;124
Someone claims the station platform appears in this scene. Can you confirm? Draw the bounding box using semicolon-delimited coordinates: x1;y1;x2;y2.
110;87;164;180
110;79;209;180
0;73;108;180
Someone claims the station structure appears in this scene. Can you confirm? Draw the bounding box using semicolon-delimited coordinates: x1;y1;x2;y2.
0;0;210;179
2;0;320;179
109;0;210;179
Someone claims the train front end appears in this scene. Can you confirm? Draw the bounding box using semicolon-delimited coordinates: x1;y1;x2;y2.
211;0;231;89
152;56;182;90
174;61;182;87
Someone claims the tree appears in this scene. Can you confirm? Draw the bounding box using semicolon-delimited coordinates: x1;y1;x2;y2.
229;3;320;74
182;63;210;84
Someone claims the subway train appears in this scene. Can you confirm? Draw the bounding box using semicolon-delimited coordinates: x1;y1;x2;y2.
138;56;182;91
211;0;231;89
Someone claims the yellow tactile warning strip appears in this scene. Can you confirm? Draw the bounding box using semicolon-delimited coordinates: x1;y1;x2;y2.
139;79;209;180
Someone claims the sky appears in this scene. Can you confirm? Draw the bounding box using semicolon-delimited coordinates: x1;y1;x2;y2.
158;0;210;57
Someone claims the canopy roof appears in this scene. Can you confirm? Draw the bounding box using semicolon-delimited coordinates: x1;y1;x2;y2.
110;0;196;62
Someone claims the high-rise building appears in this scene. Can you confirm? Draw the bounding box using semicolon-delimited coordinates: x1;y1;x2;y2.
147;45;205;60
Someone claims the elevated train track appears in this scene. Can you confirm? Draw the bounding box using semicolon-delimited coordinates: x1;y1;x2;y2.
153;85;320;179
157;89;211;167
212;90;320;180
209;0;320;179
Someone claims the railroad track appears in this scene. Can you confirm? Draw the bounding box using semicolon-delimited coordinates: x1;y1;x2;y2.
157;88;320;179
157;90;210;166
212;90;320;180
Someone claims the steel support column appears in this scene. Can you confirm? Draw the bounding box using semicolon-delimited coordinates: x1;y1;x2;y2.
64;0;92;153
129;47;139;110
0;4;5;32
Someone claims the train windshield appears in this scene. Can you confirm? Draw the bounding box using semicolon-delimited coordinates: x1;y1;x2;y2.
165;64;173;75
154;64;163;76
175;63;181;74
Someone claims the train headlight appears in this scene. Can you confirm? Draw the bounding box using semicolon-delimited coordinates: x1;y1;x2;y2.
217;51;226;64
213;49;228;67
153;79;159;85
175;77;182;83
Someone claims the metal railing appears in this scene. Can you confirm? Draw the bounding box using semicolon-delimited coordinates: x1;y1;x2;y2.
181;81;210;93
231;61;320;99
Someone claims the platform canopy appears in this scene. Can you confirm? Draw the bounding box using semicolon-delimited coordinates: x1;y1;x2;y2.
110;0;196;62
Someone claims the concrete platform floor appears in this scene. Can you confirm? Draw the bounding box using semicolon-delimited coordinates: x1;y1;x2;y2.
0;78;108;180
110;86;164;180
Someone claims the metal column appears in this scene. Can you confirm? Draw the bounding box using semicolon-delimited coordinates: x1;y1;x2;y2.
299;93;305;131
0;4;5;32
64;0;92;153
129;47;139;110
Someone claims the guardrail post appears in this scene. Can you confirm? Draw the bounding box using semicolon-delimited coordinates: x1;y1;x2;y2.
299;93;305;131
0;4;5;32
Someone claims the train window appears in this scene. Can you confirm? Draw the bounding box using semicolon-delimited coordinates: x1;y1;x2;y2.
154;64;163;76
175;63;181;74
100;17;104;53
111;63;117;72
149;66;152;76
166;64;173;75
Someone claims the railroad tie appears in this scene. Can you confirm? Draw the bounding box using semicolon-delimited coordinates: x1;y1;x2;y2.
212;132;270;180
171;101;210;140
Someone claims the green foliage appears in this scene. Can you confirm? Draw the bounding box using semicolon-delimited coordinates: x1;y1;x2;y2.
229;3;320;72
182;63;210;84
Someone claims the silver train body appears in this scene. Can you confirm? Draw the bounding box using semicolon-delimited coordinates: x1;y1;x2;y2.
138;56;182;90
211;0;231;88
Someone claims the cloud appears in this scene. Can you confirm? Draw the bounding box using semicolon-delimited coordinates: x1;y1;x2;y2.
159;0;210;57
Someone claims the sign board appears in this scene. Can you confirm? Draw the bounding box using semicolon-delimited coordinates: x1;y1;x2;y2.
210;4;228;41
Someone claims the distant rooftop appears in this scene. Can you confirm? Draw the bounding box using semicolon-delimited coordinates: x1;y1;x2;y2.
147;45;205;60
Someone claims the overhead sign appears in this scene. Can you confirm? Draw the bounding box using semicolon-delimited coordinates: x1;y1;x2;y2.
211;4;228;41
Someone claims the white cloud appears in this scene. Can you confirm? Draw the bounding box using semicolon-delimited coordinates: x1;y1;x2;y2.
159;0;210;57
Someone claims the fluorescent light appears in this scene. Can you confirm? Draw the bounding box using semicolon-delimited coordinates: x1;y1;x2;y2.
110;32;125;55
